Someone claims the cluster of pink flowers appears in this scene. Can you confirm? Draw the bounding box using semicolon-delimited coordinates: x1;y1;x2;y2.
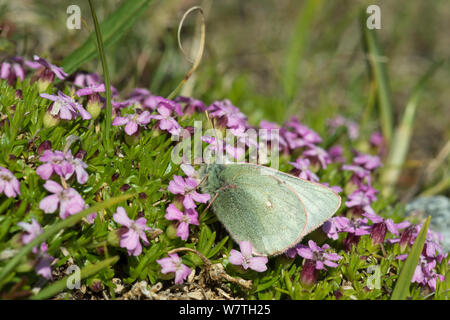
165;173;210;241
36;148;90;220
2;54;446;293
0;164;55;280
17;219;54;280
394;225;447;291
112;91;184;137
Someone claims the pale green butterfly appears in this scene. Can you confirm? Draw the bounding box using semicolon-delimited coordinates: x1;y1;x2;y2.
199;162;341;256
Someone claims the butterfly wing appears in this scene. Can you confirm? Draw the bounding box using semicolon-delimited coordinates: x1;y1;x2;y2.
254;164;341;236
208;164;308;256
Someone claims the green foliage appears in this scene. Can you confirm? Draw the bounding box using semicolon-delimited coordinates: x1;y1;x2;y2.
61;0;154;75
391;217;430;300
0;1;448;301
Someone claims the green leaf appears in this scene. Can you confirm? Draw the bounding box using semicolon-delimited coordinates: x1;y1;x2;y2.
31;256;119;300
88;0;113;153
61;0;154;75
391;216;430;300
361;9;393;145
381;60;444;196
282;0;323;104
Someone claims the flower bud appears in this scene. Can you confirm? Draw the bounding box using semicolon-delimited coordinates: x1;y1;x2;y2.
138;192;147;200
300;260;318;287
37;140;52;155
75;149;87;160
399;225;415;252
343;233;361;252
15;89;23;99
86;93;103;120
370;223;387;245
120;184;130;192
89;279;104;293
111;172;120;182
124;129;141;146
166;224;178;240
43;111;59;128
36;68;54;92
107;230;120;247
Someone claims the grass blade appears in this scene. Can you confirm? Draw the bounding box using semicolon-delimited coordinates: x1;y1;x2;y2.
361;10;393;145
31;256;119;300
88;0;113;153
391;216;430;300
282;0;323;103
61;0;154;75
381;60;444;196
0;193;134;285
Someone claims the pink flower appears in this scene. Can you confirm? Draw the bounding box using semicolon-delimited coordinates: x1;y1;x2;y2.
229;241;268;272
175;96;206;115
26;55;68;80
0;56;26;85
164;204;199;241
40;91;91;120
113;207;151;256
303;145;331;169
18;218;44;254
64;150;89;184
36;150;73;180
73;72;103;88
285;117;322;145
342;164;372;186
0;166;21;198
289;157;319;182
17;219;54;279
150;105;182;136
113;111;151;135
202;135;244;161
338;216;372;236
296;240;342;270
144;96;183;116
370;132;387;156
353;154;382;171
363;212;410;244
18;218;42;244
327;116;359;141
259;120;289;153
157;253;191;284
76;83;106;97
39;180;85;219
35;249;54;280
168;175;210;209
345;186;378;215
207;99;248;130
328;145;345;163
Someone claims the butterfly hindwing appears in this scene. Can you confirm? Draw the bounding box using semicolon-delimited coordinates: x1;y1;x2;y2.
254;164;341;235
206;164;308;256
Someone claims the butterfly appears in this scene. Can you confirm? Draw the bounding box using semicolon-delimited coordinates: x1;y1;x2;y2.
199;162;341;256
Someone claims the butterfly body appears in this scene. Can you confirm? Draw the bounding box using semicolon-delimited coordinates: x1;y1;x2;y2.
200;163;341;256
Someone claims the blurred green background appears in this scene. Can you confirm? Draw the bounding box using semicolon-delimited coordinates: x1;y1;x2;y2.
0;0;449;197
